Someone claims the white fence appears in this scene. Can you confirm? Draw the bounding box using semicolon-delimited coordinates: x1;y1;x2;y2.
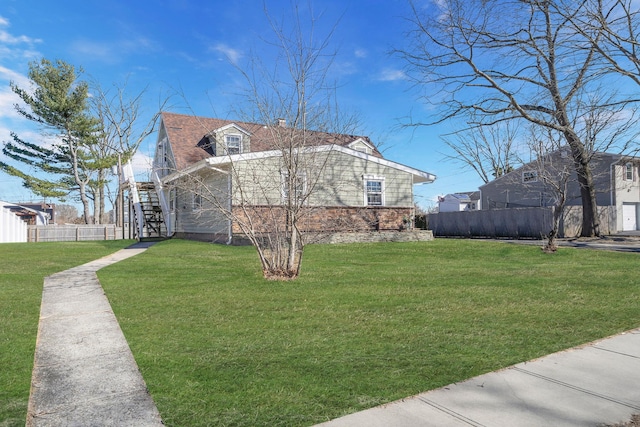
27;225;124;242
1;205;28;243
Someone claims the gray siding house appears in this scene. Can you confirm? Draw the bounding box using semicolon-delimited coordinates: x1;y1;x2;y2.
480;149;640;233
152;112;436;242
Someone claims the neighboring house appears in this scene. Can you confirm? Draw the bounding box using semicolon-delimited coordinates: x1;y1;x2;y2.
19;202;55;224
480;149;640;232
438;192;481;212
0;201;49;243
150;112;436;243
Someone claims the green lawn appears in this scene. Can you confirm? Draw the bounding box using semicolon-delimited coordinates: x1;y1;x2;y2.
0;240;134;427
98;239;640;427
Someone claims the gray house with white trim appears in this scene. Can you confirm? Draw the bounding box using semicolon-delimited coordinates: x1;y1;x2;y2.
480;149;640;233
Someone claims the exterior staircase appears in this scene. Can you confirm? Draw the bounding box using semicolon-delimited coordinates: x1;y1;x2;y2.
121;162;172;241
135;182;166;239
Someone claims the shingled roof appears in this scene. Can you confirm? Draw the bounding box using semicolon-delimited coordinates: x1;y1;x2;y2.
160;112;381;170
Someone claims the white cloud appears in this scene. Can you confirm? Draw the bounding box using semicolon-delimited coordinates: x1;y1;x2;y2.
377;68;406;82
70;36;160;64
0;16;41;45
210;43;242;64
0;89;22;119
131;151;153;177
354;48;367;59
0;65;31;88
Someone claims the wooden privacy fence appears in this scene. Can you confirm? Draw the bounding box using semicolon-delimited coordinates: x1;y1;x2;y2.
27;225;124;242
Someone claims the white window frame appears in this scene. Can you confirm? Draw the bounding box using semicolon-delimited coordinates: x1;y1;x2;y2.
625;162;634;181
523;171;538;183
352;142;372;154
192;193;203;211
364;175;385;206
225;134;242;155
281;171;307;204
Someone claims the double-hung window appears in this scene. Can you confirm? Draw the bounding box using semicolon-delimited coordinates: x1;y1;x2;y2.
225;134;242;154
364;175;385;206
282;171;307;204
625;163;634;181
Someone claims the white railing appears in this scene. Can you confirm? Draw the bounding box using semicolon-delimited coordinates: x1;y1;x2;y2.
122;161;145;238
152;169;174;236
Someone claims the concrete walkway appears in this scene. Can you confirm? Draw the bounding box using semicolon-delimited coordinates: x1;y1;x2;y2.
316;328;640;427
26;242;163;426
25;239;640;426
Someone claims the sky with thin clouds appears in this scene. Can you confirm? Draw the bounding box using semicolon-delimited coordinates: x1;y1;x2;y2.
0;0;482;209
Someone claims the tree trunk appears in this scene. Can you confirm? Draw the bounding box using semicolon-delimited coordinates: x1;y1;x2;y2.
78;182;92;224
563;130;600;237
93;169;105;224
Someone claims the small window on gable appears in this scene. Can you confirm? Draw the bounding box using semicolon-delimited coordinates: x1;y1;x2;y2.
225;134;242;154
364;175;385;206
523;171;538;183
354;143;371;154
625;163;634;181
350;139;372;154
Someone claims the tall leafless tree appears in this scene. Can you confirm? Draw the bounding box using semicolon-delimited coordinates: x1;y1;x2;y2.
175;4;361;279
397;0;640;237
90;81;166;224
441;118;521;184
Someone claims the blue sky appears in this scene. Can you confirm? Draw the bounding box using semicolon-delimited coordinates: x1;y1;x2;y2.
0;0;484;211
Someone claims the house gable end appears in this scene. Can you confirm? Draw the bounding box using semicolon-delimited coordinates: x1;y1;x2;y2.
348;138;375;154
153;120;178;177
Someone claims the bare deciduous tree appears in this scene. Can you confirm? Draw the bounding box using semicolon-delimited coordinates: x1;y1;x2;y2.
441;118;521;184
577;0;640;87
90;81;167;224
173;4;362;280
397;0;640;237
525;128;572;252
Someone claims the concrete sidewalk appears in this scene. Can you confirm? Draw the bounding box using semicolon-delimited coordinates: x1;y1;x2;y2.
26;242;163;426
25;240;640;426
316;328;640;427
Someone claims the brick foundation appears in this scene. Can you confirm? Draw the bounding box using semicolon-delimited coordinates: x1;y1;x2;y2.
231;205;414;234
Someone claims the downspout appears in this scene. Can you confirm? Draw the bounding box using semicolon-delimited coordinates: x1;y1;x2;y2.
610;161;617;232
227;172;233;245
610;161;616;207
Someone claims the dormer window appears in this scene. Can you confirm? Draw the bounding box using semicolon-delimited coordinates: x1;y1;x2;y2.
354;145;371;154
225;134;242;154
349;138;374;155
523;171;538;183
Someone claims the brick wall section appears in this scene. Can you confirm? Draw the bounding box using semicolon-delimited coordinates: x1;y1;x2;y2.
231;205;414;234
